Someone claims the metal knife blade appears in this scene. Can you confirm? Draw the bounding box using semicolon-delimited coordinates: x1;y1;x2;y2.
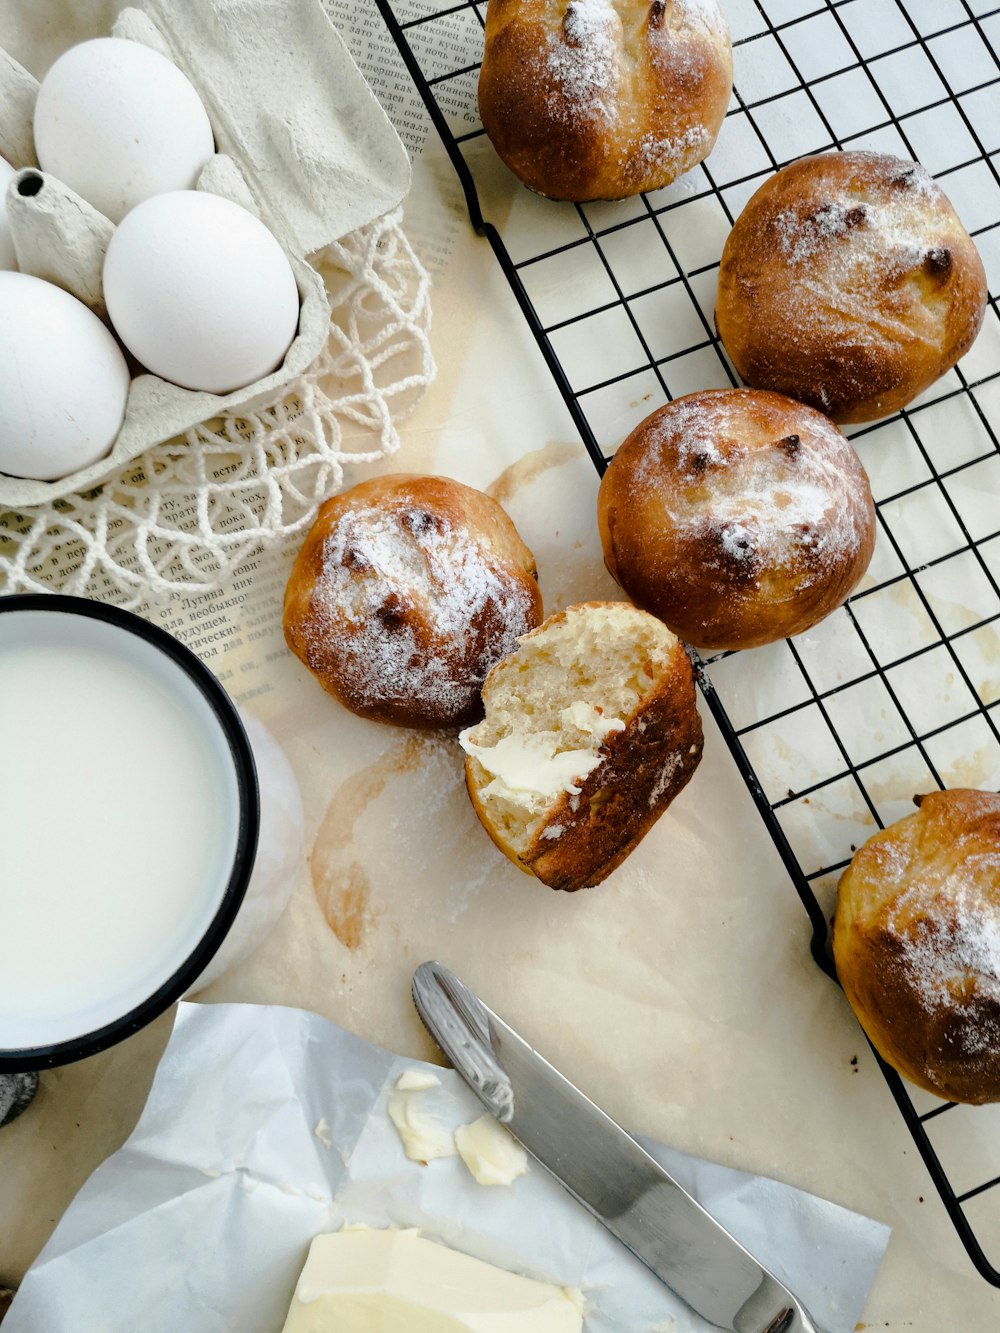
412;961;823;1333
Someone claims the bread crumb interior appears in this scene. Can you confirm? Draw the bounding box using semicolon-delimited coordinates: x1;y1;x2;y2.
461;605;676;855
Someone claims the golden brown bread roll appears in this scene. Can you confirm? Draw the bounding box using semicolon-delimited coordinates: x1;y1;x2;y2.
283;473;543;729
834;789;1000;1105
715;151;988;423
597;388;876;651
478;0;732;202
460;601;703;892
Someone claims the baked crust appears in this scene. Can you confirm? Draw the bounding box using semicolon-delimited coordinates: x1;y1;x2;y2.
715;151;988;423
833;789;1000;1105
478;0;732;201
597;388;876;651
464;601;703;892
283;473;543;729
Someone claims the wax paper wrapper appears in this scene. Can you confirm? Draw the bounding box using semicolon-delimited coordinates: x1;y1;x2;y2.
6;1002;890;1332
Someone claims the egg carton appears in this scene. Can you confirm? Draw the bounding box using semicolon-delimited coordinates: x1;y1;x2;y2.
0;0;412;510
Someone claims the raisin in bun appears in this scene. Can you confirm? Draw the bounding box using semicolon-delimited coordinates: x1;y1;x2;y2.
478;0;732;202
597;388;875;652
834;790;1000;1105
461;602;703;892
716;151;988;423
283;474;543;729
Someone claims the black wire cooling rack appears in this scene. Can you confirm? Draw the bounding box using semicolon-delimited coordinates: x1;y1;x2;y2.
375;0;1000;1284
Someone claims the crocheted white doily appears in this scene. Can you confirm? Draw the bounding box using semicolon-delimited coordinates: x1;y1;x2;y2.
0;207;433;607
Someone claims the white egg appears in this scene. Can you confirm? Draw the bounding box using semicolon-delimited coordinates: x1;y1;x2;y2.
0;158;17;270
0;273;130;481
103;191;301;395
33;37;215;224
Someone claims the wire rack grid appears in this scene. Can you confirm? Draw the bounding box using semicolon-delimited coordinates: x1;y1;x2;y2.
375;0;1000;1284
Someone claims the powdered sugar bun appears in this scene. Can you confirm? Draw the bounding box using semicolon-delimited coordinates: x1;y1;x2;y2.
283;474;544;729
597;388;876;651
716;151;988;423
834;789;1000;1105
478;0;732;202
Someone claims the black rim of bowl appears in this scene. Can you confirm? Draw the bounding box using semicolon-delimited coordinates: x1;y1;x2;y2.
0;593;260;1073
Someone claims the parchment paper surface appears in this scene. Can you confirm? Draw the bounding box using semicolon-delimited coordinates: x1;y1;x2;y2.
1;6;999;1328
5;1001;889;1333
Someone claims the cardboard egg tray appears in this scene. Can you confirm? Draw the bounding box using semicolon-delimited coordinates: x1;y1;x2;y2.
0;0;411;509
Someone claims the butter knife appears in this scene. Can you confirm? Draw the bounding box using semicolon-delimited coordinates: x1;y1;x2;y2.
412;961;824;1333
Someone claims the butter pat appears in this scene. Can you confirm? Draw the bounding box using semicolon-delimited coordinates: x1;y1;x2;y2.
280;1229;583;1332
395;1067;442;1093
558;702;626;742
455;1115;529;1187
460;703;624;803
388;1072;456;1163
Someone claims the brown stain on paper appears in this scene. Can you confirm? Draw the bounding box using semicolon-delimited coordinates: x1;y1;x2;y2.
322;863;372;952
934;742;999;791
310;734;435;950
487;440;579;506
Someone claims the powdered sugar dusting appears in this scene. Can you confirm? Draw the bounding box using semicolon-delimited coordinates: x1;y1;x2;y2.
653;393;726;468
766;155;949;347
865;800;1000;1066
676;0;726;27
900;895;1000;1012
541;0;725;171
305;505;538;722
546;0;620;123
633;391;871;586
774;200;860;264
717;517;754;562
648;751;681;806
774;157;938;266
634;123;712;182
890;859;1000;1024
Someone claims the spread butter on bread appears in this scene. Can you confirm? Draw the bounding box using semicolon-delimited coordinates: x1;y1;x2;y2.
460;601;703;891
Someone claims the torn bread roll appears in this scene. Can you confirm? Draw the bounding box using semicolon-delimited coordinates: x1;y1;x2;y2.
283;473;543;729
834;789;1000;1106
715;151;988;423
478;0;732;201
460;602;703;892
